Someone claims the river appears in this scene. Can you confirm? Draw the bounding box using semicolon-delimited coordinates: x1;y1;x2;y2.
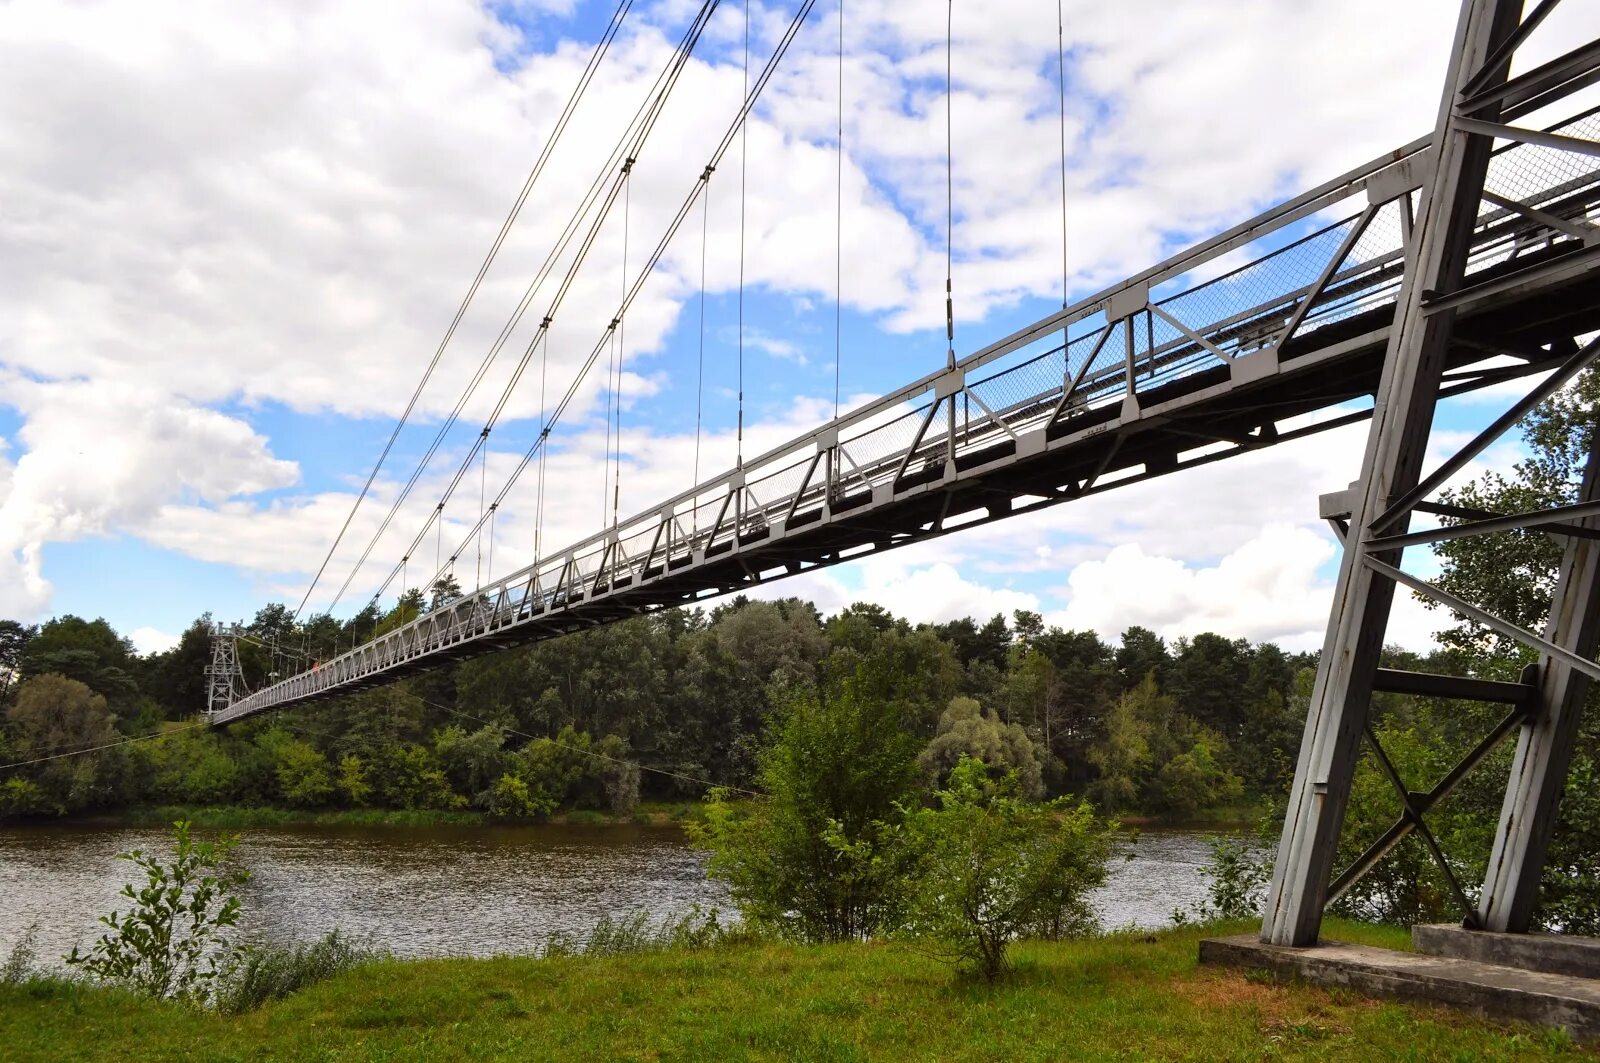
0;823;1224;967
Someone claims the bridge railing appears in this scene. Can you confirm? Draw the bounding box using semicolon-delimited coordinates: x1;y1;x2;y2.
214;108;1600;723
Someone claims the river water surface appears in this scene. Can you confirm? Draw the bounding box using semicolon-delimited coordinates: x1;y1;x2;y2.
0;823;1221;967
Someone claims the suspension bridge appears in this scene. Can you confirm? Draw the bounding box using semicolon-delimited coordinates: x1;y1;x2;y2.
204;0;1600;998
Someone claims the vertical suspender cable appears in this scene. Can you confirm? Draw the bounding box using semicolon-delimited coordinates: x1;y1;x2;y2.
535;323;550;573
737;0;750;468
834;0;844;420
1056;0;1069;369
694;168;711;531
944;0;955;370
614;163;632;528
476;437;487;590
1056;0;1068;311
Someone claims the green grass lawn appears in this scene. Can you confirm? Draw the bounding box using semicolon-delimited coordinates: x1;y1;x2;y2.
2;920;1592;1062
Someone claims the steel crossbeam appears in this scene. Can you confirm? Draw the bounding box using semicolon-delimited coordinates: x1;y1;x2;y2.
213;35;1600;726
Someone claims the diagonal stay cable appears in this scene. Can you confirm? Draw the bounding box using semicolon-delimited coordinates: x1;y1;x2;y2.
293;0;636;623
408;0;822;600
326;1;722;619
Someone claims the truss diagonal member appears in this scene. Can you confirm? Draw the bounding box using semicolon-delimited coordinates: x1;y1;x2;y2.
1460;0;1562;98
1372;334;1600;533
1481;189;1598;243
959;387;1021;442
1272;204;1380;351
1048;323;1115;427
1365;555;1600;682
1149;303;1234;365
1454;116;1600;158
1360;723;1483;924
1460;36;1600;120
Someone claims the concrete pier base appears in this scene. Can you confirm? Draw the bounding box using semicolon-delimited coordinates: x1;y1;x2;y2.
1412;924;1600;980
1199;933;1600;1040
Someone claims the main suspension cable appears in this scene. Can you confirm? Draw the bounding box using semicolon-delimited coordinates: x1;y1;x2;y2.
350;2;724;616
326;0;720;620
406;0;822;605
292;0;635;623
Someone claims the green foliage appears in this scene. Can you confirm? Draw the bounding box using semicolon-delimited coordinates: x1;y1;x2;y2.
335;753;371;806
487;772;555;820
4;673;120;815
1086;675;1243;816
65;821;249;1003
3;926;39;986
213;930;375;1015
898;757;1113;982
540;907;732;958
918;696;1045;798
691;658;923;943
1178;834;1273;924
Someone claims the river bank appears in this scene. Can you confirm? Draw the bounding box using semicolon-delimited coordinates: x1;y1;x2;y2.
56;800;705;830
2;920;1586;1062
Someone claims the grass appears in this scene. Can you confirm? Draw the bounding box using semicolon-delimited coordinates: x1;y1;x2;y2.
1;918;1592;1062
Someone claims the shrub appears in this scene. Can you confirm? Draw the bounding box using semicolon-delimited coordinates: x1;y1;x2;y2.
65;820;249;1003
1201;833;1272;921
214;930;375;1014
690;659;923;943
899;757;1113;982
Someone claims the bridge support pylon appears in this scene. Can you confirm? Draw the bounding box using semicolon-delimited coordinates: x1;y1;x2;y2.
205;623;244;721
1263;0;1600;947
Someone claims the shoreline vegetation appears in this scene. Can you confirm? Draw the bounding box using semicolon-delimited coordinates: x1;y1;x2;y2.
6;798;1269;833
4;919;1590;1062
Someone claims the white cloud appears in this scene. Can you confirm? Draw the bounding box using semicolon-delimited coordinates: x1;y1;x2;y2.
1050;526;1336;649
130;626;181;656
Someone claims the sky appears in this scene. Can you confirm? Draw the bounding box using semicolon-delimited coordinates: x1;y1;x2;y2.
2;0;1595;658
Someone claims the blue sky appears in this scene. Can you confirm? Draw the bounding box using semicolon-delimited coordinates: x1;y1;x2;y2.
2;0;1591;657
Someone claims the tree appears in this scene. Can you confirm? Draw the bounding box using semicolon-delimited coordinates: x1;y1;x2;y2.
6;673;121;812
899;757;1112;981
0;619;37;704
19;616;139;712
1115;626;1170;690
691;657;924;942
918;696;1045;799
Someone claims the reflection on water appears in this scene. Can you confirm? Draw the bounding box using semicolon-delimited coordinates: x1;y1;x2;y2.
0;822;1225;966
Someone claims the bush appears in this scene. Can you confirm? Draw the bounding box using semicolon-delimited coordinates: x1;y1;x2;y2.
65;820;249;1003
690;659;923;943
1183;833;1272;924
899;757;1113;982
214;930;375;1015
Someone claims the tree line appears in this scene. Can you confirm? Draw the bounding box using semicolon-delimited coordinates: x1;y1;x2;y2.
0;595;1316;823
